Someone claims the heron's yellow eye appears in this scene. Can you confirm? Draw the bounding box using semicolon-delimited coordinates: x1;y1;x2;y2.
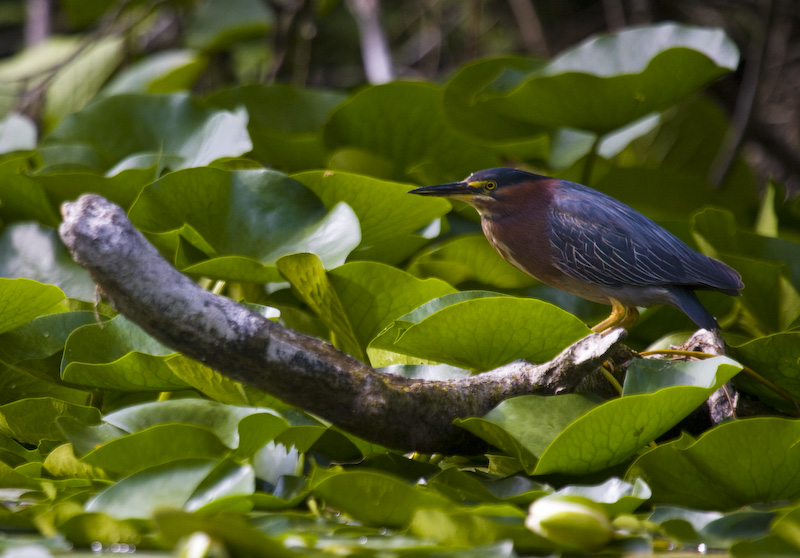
485;180;497;190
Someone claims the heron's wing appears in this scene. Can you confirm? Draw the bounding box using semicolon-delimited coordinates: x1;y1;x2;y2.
547;183;740;291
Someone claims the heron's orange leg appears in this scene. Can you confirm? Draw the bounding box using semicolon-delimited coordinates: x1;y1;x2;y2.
591;299;639;333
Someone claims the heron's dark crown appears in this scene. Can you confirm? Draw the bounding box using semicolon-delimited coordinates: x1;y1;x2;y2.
467;167;550;189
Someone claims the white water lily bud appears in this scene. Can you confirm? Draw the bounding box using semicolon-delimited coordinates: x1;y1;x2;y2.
526;494;613;552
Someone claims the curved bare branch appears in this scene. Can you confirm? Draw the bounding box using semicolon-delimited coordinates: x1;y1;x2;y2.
59;194;626;454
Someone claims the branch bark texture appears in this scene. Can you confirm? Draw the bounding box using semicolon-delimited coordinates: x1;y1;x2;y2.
59;194;625;454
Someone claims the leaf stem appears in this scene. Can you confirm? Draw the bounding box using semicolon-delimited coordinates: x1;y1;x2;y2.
599;363;623;396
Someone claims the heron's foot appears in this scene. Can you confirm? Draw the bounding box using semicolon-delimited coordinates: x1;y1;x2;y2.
591;300;639;334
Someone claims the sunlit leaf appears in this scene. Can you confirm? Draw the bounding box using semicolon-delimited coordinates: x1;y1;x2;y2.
532;357;740;474
44;36;125;129
311;468;453;527
80;424;228;475
85;459;217;519
460;358;740;474
129;168;360;278
277;253;364;360
377;296;589;370
101;49;207;96
329;261;456;353
61;316;186;391
0;398;101;445
101;399;284;449
0;278;64;335
457;23;738;134
456;394;601;472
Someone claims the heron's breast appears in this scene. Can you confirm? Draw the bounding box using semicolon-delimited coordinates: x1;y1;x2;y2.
481;213;612;305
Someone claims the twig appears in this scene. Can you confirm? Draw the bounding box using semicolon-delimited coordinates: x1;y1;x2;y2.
346;0;394;84
506;0;549;57
15;0;168;119
640;348;800;415
708;0;774;187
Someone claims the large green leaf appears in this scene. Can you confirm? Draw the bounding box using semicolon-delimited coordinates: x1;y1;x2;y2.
460;357;740;474
101;49;208;96
207;84;346;172
101;399;286;449
85;459;218;519
30;164;158;212
0;398;101;445
0;278;64;335
374;296;589;371
311;468;453;528
165;354;286;408
79;424;229;475
276;253;364;360
0;224;96;301
407;234;536;289
443;56;548;142
615;96;759;220
532;357;741;475
61;316;187;391
628;418;800;510
728;333;800;409
328;261;456;353
128;168;360;281
456;394;602;472
323;81;502;183
0;310;98;389
43;93;252;171
458;23;738;134
292;170;451;248
43;36;125;130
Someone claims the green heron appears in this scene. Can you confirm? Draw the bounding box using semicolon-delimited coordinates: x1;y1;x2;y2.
409;168;743;332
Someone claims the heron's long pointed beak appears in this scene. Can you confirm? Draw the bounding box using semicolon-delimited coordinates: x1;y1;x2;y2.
408;181;475;199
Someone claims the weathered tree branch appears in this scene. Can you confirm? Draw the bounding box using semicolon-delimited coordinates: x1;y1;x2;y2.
58;194;626;454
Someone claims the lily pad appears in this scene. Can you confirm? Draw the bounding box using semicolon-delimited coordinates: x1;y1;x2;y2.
128;167;360;280
43;92;252;171
376;296;589;370
458;23;738;134
61;316;186;391
628;418;800;510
